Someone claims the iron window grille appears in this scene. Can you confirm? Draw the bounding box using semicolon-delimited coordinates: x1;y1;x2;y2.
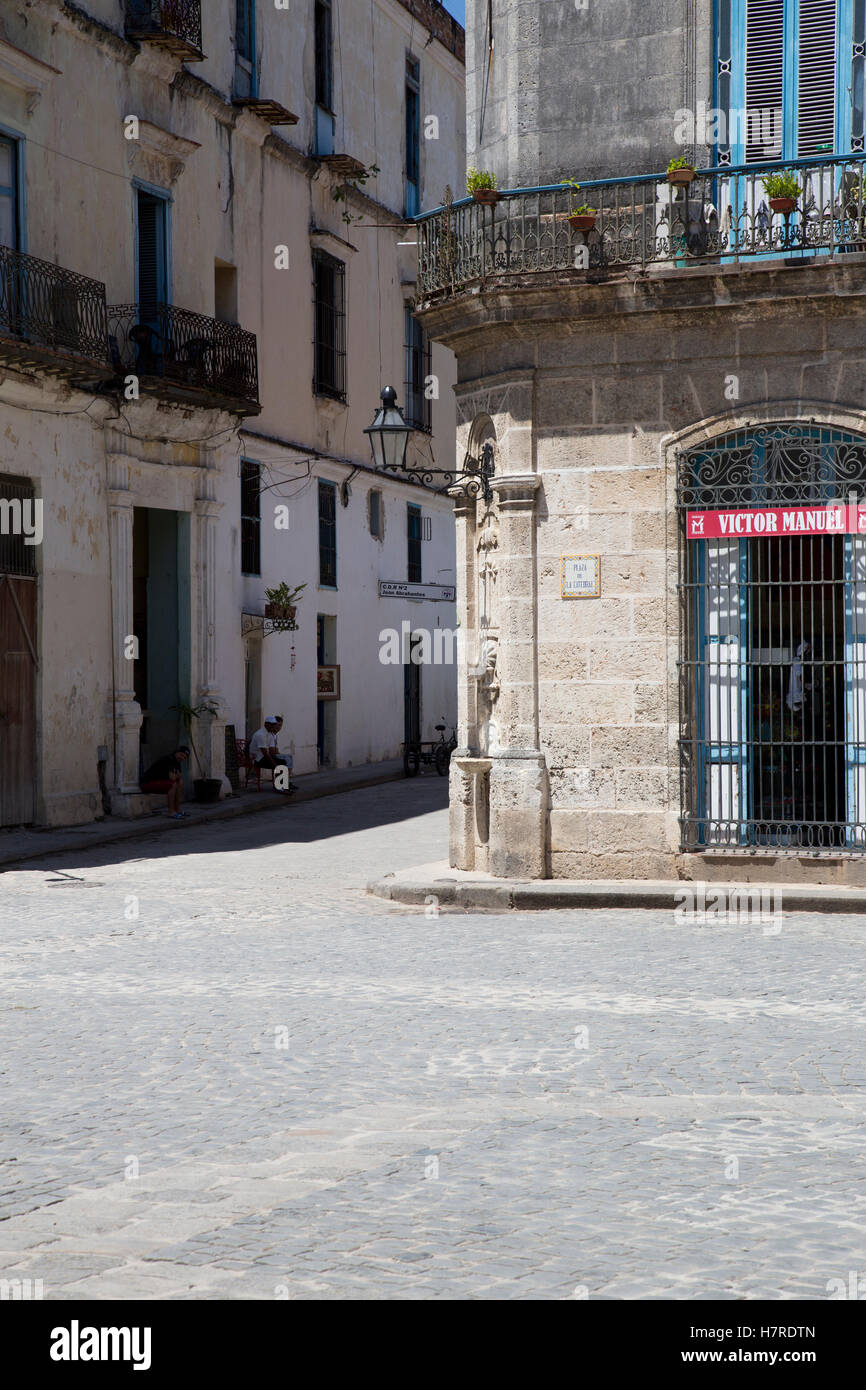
319;480;337;587
407;503;422;583
678;424;866;854
404;305;431;432
240;460;261;575
312;249;346;401
0;475;37;578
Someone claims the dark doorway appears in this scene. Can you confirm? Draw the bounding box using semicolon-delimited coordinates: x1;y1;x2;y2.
0;475;37;825
404;634;421;747
133;507;190;779
749;535;845;845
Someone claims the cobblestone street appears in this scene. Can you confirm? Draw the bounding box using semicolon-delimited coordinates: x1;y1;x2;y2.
1;779;865;1301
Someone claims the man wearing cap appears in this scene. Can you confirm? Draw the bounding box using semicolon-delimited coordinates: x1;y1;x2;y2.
249;717;293;792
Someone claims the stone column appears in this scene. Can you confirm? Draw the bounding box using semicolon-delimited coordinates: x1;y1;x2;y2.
449;488;480;869
107;457;148;816
486;473;548;878
193;484;227;785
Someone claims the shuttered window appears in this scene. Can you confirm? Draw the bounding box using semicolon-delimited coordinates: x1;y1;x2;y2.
797;0;838;155
723;0;849;162
136;189;168;313
0;136;19;250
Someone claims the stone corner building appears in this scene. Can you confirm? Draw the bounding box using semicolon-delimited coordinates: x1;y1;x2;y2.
417;0;866;885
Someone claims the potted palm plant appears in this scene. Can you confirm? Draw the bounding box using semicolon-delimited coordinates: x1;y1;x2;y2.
667;156;696;187
264;581;306;624
466;167;499;206
763;169;801;215
171;700;222;803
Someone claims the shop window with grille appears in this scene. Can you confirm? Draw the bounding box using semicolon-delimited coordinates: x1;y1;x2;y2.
312;249;345;401
241;459;261;576
319;479;337;587
404;306;431;432
0;475;37;577
678;425;866;852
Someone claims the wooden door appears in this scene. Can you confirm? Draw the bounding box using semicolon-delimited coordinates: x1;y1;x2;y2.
0;573;36;824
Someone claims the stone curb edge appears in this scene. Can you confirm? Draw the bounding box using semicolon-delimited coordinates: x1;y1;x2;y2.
367;877;866;914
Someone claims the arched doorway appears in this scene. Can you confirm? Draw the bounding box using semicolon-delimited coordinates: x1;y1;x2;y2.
678;424;866;851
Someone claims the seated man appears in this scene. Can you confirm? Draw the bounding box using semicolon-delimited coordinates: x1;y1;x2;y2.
249;717;295;793
140;746;190;819
273;714;298;792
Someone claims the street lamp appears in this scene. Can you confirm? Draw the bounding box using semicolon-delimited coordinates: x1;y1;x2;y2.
364;386;411;473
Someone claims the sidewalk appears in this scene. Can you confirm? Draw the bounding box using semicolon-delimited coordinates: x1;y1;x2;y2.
368;859;866;914
0;759;404;869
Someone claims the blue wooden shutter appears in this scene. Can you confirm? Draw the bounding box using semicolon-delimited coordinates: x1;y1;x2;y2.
136;190;167;313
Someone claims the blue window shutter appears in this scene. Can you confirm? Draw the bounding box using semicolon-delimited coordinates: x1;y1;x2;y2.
797;0;839;155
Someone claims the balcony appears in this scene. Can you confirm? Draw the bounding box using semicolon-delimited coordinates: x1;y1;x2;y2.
107;303;260;413
0;244;113;383
125;1;204;62
417;152;866;301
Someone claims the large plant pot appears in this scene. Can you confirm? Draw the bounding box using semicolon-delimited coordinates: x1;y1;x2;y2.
769;196;797;215
568;213;596;232
472;189;500;206
667;167;695;187
193;778;222;803
264;603;296;621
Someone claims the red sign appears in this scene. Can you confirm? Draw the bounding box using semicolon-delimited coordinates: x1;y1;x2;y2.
685;502;866;540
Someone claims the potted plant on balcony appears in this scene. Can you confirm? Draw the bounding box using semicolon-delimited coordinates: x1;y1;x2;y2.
667;156;696;186
264;581;306;626
763;169;801;215
562;179;597;231
171;700;222;803
466;167;499;206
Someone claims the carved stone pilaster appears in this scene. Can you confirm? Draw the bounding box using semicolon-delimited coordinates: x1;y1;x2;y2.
193;492;227;784
106;463;148;815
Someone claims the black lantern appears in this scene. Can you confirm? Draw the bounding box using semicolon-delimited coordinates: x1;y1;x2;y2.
364;386;411;473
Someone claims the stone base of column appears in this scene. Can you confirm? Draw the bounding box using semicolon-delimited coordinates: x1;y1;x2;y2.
109;698;148;817
449;755;492;871
488;752;549;879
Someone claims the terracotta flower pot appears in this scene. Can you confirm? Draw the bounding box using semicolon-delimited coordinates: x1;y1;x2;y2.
568;213;596;232
264;602;296;621
769;196;797;215
472;189;500;206
667;167;695;187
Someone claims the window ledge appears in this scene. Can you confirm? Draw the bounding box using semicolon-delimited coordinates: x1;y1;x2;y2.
0;36;61;114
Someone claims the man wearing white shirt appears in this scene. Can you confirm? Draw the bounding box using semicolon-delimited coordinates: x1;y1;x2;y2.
248;716;294;793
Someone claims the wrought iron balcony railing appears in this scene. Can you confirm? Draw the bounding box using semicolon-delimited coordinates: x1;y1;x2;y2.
108;303;260;411
0;244;112;379
417;152;866;300
125;1;203;61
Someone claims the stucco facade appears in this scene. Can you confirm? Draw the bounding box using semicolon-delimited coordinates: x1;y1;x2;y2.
419;0;866;886
0;0;465;827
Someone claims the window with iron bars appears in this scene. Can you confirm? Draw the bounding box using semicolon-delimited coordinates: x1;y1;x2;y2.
407;503;422;583
319;479;337;587
313;250;346;401
678;424;866;854
0;475;37;577
240;459;261;576
404;305;431;432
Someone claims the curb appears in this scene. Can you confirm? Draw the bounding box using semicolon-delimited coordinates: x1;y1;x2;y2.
367;875;866;915
1;765;405;870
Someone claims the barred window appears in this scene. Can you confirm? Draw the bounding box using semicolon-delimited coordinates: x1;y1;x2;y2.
407;503;422;583
319;480;337;587
313;250;346;401
404;305;431;432
241;459;261;576
0;474;36;577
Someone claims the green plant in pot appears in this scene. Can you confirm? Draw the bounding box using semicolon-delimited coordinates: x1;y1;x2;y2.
466;167;499;206
762;169;801;214
667;156;696;186
264;581;306;625
562;178;597;231
171;700;222;803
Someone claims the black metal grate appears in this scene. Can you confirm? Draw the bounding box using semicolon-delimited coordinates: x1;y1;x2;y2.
678;425;866;852
404;305;432;432
240;460;261;576
312;251;345;401
125;1;203;59
0;475;38;577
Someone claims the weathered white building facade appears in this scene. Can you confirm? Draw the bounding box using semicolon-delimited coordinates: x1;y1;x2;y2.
0;0;464;827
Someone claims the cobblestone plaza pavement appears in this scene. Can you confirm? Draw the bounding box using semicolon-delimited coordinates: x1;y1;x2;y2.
1;780;865;1301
